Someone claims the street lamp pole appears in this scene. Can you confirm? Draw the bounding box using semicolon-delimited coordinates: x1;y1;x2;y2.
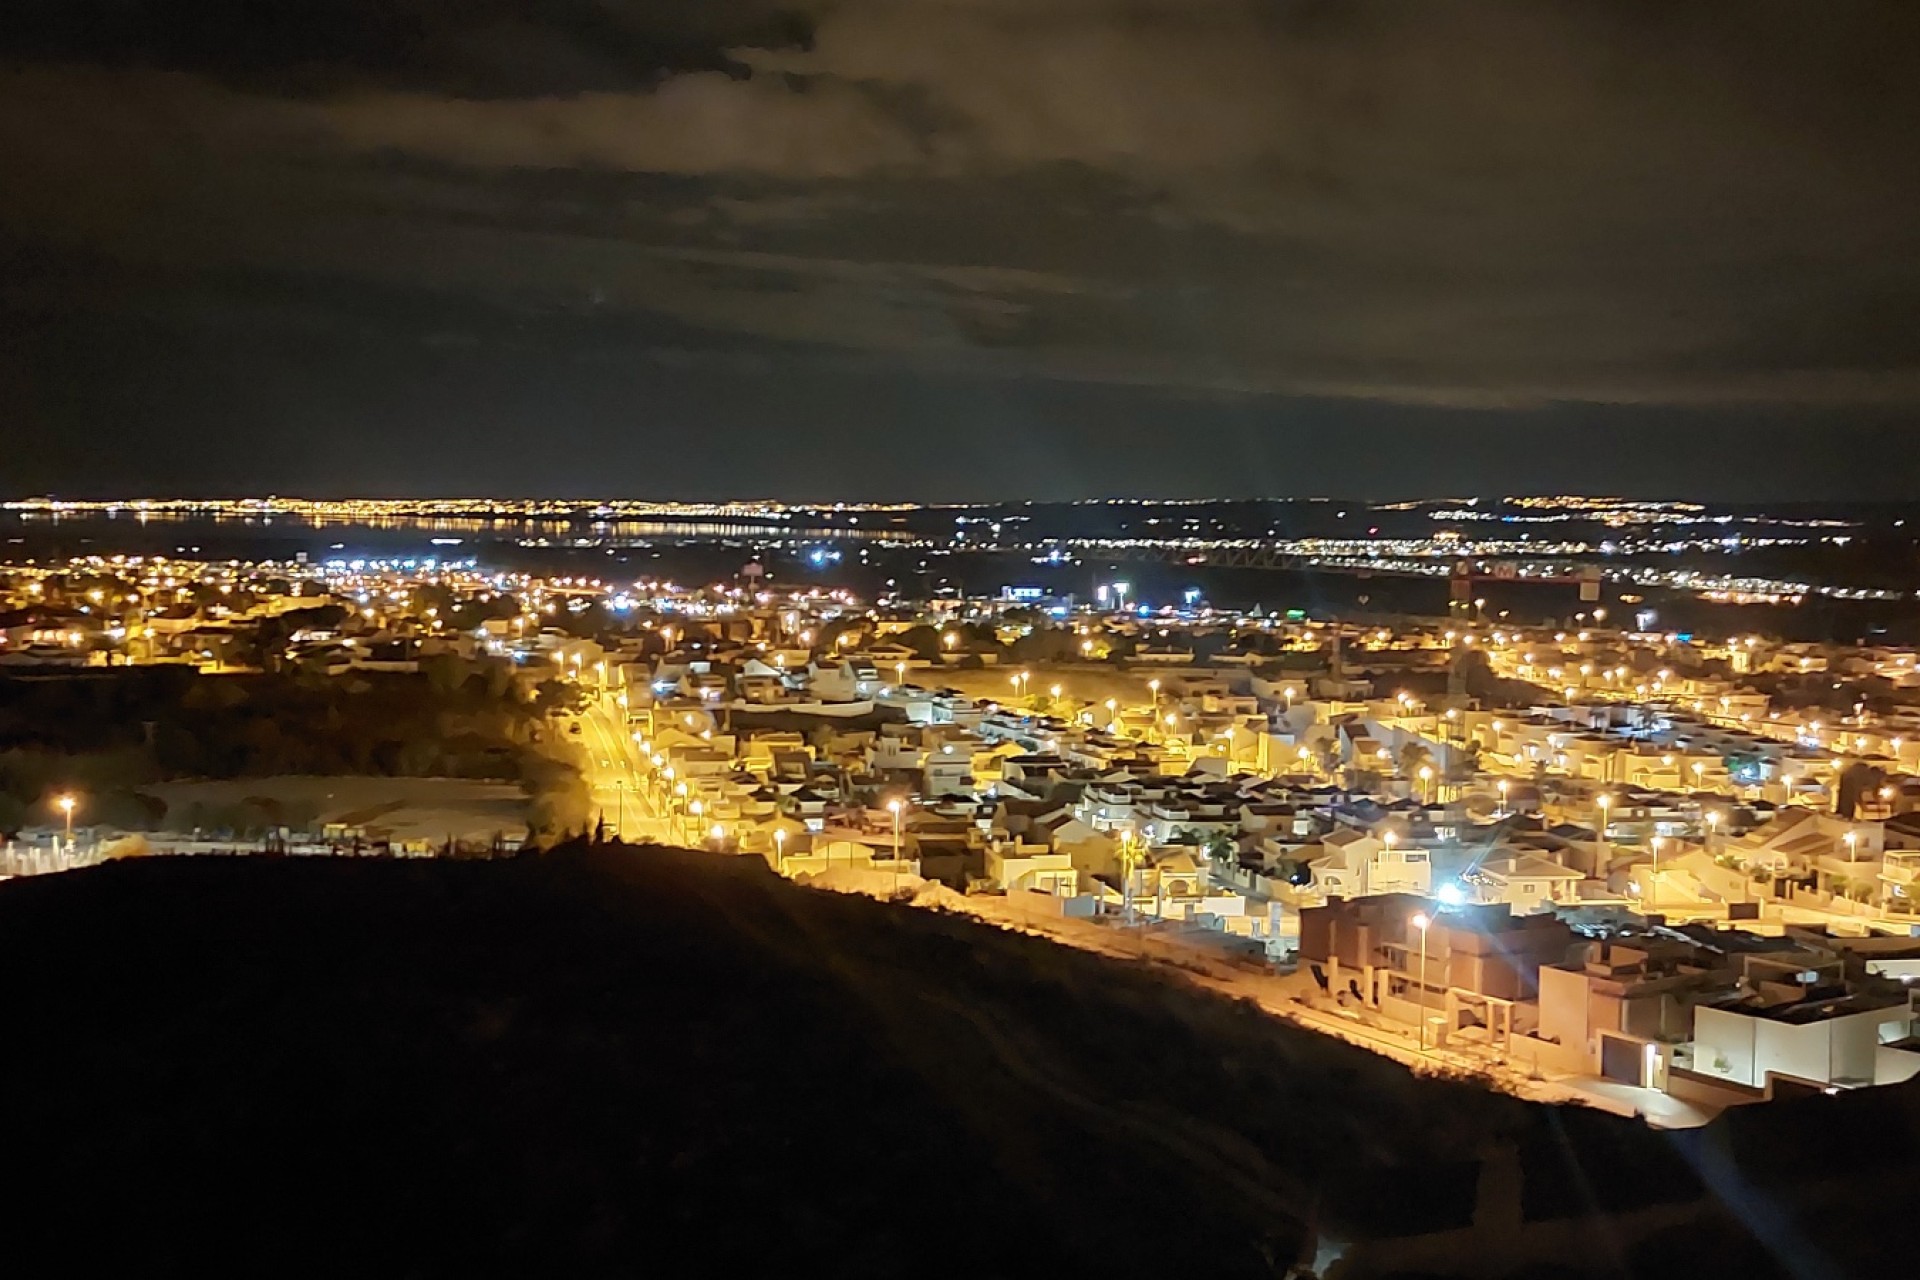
1649;835;1664;911
888;798;904;895
1411;912;1432;1054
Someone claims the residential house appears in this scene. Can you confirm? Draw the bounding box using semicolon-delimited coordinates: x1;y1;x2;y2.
1308;828;1431;901
1462;851;1586;915
984;842;1079;896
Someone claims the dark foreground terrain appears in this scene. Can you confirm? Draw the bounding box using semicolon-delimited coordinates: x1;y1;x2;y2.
1;846;1915;1277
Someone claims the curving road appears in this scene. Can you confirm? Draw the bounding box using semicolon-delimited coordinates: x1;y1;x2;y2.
569;692;671;844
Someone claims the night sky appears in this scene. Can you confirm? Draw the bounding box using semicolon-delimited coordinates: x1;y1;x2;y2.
3;2;1917;500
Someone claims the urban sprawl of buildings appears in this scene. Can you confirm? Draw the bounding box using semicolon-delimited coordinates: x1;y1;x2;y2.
8;550;1920;1122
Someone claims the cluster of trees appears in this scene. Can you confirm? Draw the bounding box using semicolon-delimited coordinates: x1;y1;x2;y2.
521;752;591;839
0;663;582;836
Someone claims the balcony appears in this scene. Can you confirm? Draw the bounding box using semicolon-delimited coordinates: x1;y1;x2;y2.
1880;852;1920;887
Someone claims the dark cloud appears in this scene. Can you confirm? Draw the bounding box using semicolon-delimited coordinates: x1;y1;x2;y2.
1;1;815;95
1;1;1918;497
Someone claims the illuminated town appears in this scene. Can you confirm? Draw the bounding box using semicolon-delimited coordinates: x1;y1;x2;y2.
9;511;1920;1128
9;4;1917;1269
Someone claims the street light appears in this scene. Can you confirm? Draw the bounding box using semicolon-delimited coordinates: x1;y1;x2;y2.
1118;827;1142;925
1496;779;1510;816
56;794;76;846
774;827;787;873
1409;912;1433;1053
888;798;904;895
1649;836;1665;910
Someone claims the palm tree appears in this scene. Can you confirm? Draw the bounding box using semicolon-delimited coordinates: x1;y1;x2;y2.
1312;739;1342;781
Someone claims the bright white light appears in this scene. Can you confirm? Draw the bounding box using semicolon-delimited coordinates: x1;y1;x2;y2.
1436;883;1466;907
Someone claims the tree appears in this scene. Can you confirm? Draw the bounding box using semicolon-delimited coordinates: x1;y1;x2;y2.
1397;742;1433;781
1008;627;1078;663
1314;739;1343;779
0;792;28;835
481;659;516;702
1445;742;1481;784
154;722;204;775
522;755;590;838
893;625;945;662
532;680;585;716
422;652;467;696
954;622;1001;649
1722;750;1766;788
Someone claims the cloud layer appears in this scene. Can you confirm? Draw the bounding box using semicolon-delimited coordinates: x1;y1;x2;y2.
1;1;1918;495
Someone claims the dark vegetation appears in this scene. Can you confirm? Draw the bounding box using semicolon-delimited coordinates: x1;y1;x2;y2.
0;666;586;834
2;846;1915;1276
